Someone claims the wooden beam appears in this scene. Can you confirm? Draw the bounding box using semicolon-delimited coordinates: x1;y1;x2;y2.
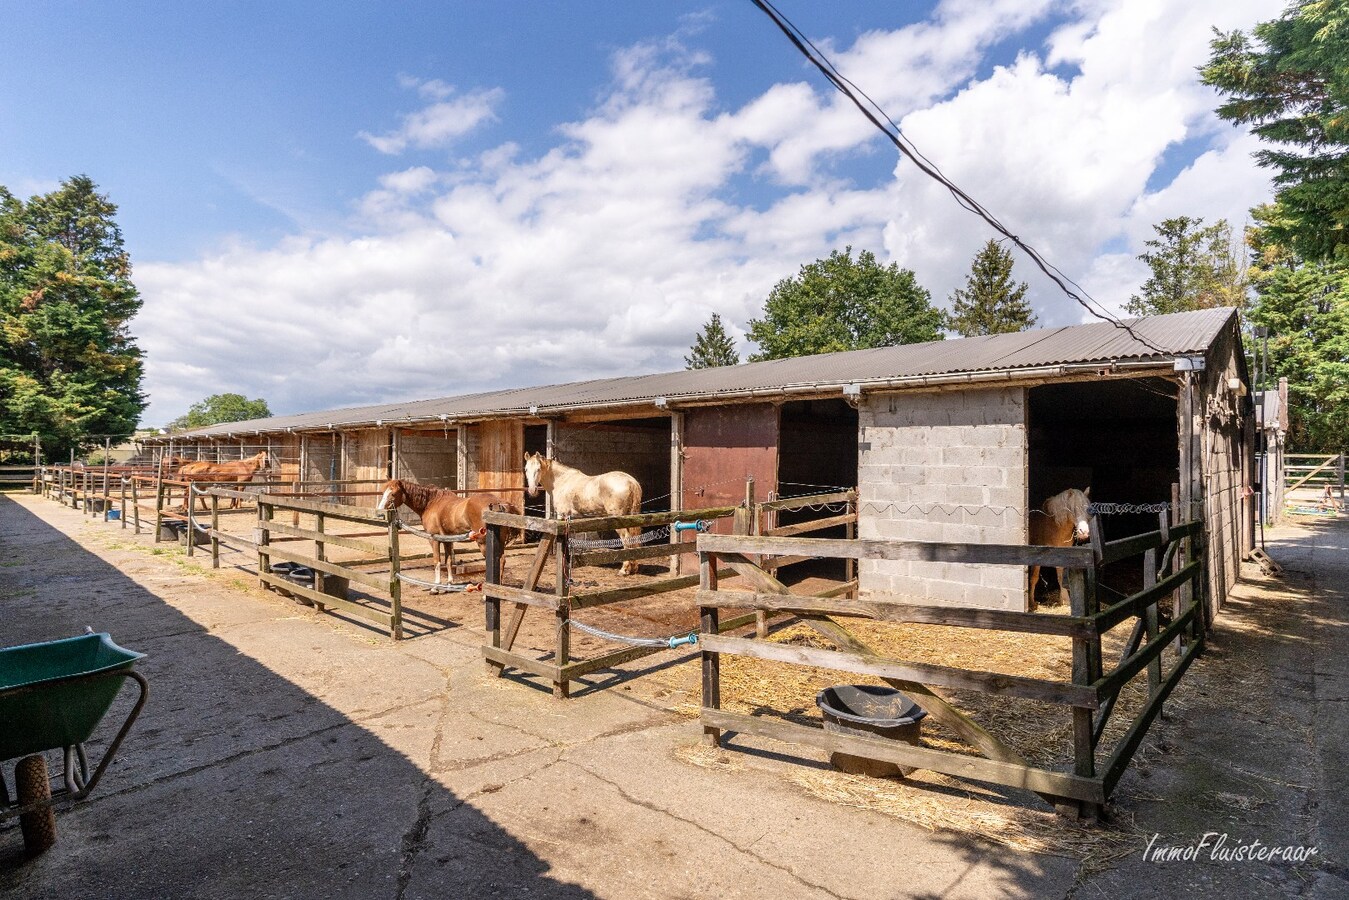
572;541;697;567
568;574;702;610
703;633;1098;708
1101;636;1203;796
699;533;1094;568
1093;561;1201;633
695;590;1094;638
763;513;858;538
483;583;560;611
712;554;1038;770
702;708;1104;805
757;490;856;511
1093;602;1199;701
481;646;563;683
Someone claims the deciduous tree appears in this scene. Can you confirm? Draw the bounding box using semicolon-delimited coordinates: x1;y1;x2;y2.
1126;217;1246;316
748;247;942;360
0;176;146;460
168;393;272;431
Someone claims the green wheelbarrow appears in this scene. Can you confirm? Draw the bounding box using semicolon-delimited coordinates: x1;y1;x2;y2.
0;632;148;857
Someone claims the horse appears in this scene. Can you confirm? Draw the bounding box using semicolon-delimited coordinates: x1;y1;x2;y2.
1028;487;1092;608
523;452;643;575
375;479;521;589
177;451;271;510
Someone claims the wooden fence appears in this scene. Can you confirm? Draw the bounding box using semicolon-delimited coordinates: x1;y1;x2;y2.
1284;453;1345;498
695;510;1206;819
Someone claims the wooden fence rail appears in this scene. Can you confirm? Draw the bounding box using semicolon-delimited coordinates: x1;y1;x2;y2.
482;503;756;698
696;509;1206;819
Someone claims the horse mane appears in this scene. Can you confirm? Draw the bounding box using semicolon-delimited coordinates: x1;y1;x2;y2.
396;479;453;514
1044;488;1088;525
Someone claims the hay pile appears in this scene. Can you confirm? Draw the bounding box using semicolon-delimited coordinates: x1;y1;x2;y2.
661;614;1169;863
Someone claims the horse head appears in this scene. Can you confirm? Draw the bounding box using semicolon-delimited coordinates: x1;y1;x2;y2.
524;452;551;498
375;478;404;513
1055;487;1092;543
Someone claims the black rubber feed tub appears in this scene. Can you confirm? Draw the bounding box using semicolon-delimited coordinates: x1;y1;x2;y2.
816;685;927;778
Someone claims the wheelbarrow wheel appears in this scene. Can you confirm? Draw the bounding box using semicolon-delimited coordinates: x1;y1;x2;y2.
16;754;57;857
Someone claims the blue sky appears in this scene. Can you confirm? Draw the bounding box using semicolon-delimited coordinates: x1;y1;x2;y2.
3;1;1280;425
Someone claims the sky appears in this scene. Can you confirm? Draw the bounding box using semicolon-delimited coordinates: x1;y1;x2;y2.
2;0;1281;426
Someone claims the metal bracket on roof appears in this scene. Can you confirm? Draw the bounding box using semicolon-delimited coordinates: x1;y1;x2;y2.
1173;356;1206;372
842;383;863;409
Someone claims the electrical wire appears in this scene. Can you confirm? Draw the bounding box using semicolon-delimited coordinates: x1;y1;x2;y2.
748;0;1171;355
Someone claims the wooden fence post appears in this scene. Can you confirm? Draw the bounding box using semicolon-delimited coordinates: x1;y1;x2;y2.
742;477;770;639
554;532;571;698
210;492;220;568
258;499;272;588
154;474;166;542
1143;546;1162;713
484;524;502;674
387;510;401;640
1066;565;1099;821
700;550;721;747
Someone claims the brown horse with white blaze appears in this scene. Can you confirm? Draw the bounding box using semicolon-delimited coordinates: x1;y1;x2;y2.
375;479;521;589
1029;487;1092;608
523;452;643;575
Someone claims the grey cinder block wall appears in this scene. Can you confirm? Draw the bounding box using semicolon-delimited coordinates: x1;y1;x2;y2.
857;387;1029;611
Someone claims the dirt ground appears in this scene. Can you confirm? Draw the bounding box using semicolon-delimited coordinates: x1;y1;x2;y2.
2;491;1346;898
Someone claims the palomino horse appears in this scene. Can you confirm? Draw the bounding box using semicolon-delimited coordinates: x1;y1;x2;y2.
523;452;643;575
375;479;521;589
1028;487;1092;607
177;451;270;510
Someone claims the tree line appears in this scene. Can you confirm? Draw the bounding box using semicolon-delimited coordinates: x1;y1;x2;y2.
693;1;1349;455
6;2;1345;456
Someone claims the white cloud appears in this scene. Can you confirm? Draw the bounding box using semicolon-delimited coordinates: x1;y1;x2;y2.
359;81;504;154
134;0;1281;424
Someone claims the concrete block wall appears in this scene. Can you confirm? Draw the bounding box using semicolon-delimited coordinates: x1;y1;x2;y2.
858;387;1029;610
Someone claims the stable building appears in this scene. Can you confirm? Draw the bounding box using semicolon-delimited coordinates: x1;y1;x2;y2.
147;307;1253;613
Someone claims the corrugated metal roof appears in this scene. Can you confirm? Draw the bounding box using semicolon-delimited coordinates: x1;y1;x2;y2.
161;307;1237;439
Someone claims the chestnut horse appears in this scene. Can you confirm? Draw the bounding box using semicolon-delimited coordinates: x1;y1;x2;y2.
523;452;643;575
177;451;271;510
1029;487;1091;607
375;479;521;588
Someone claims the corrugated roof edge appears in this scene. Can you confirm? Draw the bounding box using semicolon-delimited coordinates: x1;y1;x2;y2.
152;307;1237;440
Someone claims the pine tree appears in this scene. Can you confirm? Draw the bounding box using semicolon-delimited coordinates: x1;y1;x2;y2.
685;313;740;369
1202;3;1349;262
946;240;1036;336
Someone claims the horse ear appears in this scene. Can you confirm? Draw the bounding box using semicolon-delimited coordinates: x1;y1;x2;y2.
1084;486;1091;498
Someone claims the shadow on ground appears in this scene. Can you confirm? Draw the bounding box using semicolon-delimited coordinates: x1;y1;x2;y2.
0;496;594;899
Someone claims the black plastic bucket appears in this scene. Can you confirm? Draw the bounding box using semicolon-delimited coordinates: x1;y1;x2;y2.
816;685;926;778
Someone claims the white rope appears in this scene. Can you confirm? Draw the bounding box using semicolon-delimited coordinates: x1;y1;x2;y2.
398;522;479;543
394;571;480;592
568;619;697;649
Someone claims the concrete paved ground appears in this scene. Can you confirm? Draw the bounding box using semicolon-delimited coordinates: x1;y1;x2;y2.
0;492;1344;898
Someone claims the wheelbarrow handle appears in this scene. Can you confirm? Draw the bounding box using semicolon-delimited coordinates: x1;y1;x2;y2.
0;668;149;821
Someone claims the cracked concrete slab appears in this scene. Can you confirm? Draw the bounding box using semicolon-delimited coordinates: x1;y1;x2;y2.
4;492;1348;898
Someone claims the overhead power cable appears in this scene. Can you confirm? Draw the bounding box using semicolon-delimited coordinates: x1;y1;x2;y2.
748;0;1170;355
